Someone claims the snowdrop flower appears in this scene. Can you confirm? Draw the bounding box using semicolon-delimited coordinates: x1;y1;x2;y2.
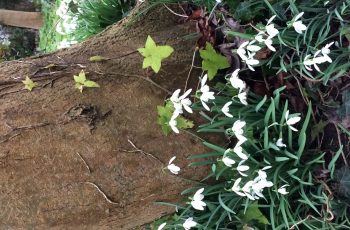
229;69;246;92
169;112;179;134
255;32;265;43
266;24;279;38
222;156;236;167
292;12;307;34
167;156;180;174
170;89;193;114
200;75;215;111
285;110;301;131
303;54;315;71
233;145;248;160
232;120;246;136
183;217;197;230
237;161;250;177
237;41;249;61
277;184;289;195
232;177;246;197
264;38;276;52
191;188;206;211
276;138;286;148
245;58;259;71
321;42;334;63
158;223;166;230
247;42;262;52
238;92;248;105
221;101;233;118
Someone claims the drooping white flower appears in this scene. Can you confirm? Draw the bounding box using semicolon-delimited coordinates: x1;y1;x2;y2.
199;74;215;111
237;41;249;61
321;42;334;63
167;156;180;174
247;41;262;52
276;138;286;148
285;110;301;131
232;120;246;136
245;58;259;71
221;101;233;118
238;92;248;105
158;222;166;230
183;217;197;230
191;188;206;211
169;111;179;133
292;12;307;34
229;69;246;92
237;160;250;177
233;145;248;160
264;38;276;52
266;24;279;38
277;184;289;195
222;156;236;167
170;89;193;114
232;177;246;197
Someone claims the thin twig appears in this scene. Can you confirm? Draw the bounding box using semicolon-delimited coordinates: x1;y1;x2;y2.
184;48;198;91
83;182;119;205
163;4;188;18
120;139;164;165
334;124;348;167
75;152;91;173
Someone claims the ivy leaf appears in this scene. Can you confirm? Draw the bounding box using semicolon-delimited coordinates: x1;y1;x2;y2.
199;42;230;80
22;76;38;91
138;35;174;73
239;203;270;225
157;101;194;135
73;70;100;93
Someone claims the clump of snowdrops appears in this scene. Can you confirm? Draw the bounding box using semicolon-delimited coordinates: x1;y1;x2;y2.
154;0;350;229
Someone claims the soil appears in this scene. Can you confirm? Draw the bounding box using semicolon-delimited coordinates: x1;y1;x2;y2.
0;5;211;229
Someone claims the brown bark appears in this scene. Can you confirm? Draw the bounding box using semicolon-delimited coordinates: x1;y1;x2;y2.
0;9;42;29
0;6;207;229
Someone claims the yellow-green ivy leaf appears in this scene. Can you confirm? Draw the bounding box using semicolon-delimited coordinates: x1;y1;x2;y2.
138;35;174;73
73;70;100;93
199;42;230;80
22;76;38;91
157;101;194;135
89;55;109;62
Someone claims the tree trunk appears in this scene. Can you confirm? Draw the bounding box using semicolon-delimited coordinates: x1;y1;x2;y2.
0;6;207;229
0;10;42;29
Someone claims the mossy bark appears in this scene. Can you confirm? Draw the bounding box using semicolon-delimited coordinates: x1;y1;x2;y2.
0;6;207;229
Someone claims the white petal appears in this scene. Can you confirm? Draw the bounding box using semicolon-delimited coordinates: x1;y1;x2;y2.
169;119;179;134
158;223;166;230
193;188;205;201
289;125;298;132
265;24;279;38
179;88;192;100
238;92;248;105
265;38;276;52
201;74;208;88
167;164;180;174
183;218;197;230
276;138;286;148
247;45;261;52
246;58;259;66
170;89;181;102
169;156;176;164
201;100;210;111
262;165;272;170
237;165;250;172
234;145;248;160
222;101;233;118
287;116;301;126
222;156;236;167
191;200;206;210
294;12;304;21
231;68;240;78
232;120;246;133
267;15;277;25
293;21;307;34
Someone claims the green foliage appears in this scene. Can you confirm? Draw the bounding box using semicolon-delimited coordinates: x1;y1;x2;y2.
157;101;193;136
138;36;174;73
239;203;270;226
199;42;230;80
73;70;100;93
22;76;38;91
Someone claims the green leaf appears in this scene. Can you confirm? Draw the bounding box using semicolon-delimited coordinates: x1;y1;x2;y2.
199;42;230;80
157;102;194;135
138;35;174;73
22;76;38;91
239;203;270;225
73;70;100;93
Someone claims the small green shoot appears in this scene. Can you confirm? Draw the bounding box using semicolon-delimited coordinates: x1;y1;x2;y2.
138;35;174;73
22;76;38;91
73;70;100;93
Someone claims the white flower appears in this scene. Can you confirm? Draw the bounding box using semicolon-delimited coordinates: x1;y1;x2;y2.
277;184;289;195
232;120;246;136
232;177;246;197
221;101;233;118
321;42;334;63
303;54;314;71
222;156;236;167
238;92;248;105
237;161;250;177
158;222;166;230
200;75;215;111
276;138;286;148
169;111;179;133
246;58;259;71
265;24;279;38
285;110;301;131
247;42;262;52
255;32;265;43
167;156;180;174
191;188;206;211
229;69;246;92
183;217;197;230
233;145;248;160
264;38;276;52
292;12;307;34
237;41;249;61
170;89;193;114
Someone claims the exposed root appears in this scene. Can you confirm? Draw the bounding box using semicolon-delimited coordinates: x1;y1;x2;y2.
84;182;119;205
